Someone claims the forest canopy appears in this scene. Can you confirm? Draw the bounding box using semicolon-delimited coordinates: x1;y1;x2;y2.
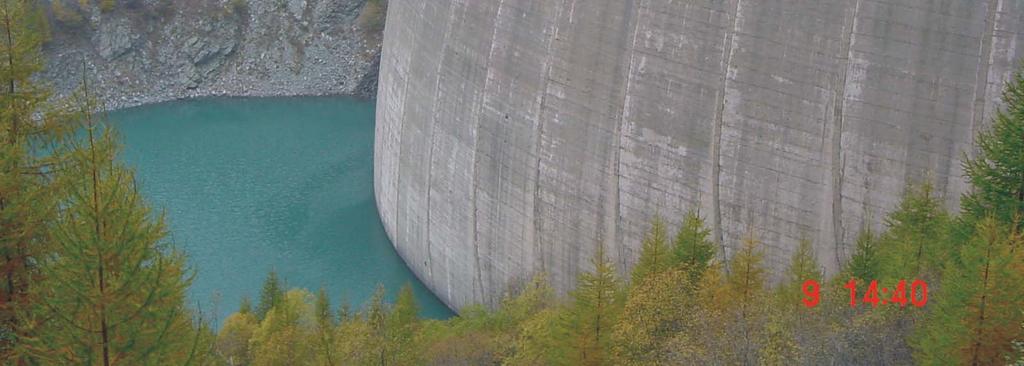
1;0;1022;364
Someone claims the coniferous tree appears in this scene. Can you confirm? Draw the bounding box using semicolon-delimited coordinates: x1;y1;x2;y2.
507;306;569;366
0;0;72;358
611;268;694;365
238;296;252;315
914;217;1024;365
848;226;880;281
31;120;198;365
775;236;821;313
365;284;388;365
672;262;729;364
505;275;567;366
878;183;952;281
256;270;284;320
387;283;420;365
250;289;316;366
570;244;622;366
671;209;716;280
216;311;257;366
314;287;336;366
960;68;1024;232
725;233;768;365
758;312;799;365
337;296;352;323
631;215;670;286
787;237;821;286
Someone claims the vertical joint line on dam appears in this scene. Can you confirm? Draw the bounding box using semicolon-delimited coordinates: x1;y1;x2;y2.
425;1;458;285
531;1;567;276
711;0;743;261
613;0;643;272
473;0;509;306
393;3;415;271
830;0;861;269
970;0;1000;158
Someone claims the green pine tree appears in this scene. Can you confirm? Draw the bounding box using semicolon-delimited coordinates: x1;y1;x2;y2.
726;233;768;365
611;268;695;365
387;283;420;365
570;244;623;366
256;270;284;320
914;217;1024;365
0;0;72;358
631;215;671;286
249;289;316;366
315;287;336;366
365;284;388;365
758;312;799;366
960;68;1024;232
787;237;821;286
776;236;821;313
238;296;253;315
31;120;199;365
671;209;716;281
878;183;952;281
848;226;880;281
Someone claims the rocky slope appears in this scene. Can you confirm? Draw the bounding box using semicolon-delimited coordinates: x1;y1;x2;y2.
41;0;383;110
374;0;1024;311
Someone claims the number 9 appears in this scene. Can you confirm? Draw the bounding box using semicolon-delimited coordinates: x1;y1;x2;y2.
802;279;820;308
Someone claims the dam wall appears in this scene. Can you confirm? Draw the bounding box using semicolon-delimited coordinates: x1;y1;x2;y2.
374;0;1024;310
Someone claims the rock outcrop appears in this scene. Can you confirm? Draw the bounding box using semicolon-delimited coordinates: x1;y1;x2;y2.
41;0;383;110
374;0;1024;310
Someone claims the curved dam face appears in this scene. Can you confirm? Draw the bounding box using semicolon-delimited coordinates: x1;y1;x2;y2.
374;0;1024;310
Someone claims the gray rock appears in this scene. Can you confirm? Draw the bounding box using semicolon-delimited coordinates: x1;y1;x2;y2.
41;0;382;111
95;17;135;60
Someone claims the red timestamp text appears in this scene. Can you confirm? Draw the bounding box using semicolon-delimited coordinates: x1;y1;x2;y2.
800;279;928;308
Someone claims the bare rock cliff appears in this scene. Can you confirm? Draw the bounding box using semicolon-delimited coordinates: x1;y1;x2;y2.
374;0;1024;310
41;0;384;110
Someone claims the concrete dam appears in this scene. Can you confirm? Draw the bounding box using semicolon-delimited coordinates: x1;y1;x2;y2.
373;0;1024;310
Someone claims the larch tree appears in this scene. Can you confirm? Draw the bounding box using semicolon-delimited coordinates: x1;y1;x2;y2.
960;68;1024;233
383;284;421;365
848;226;880;282
569;244;622;366
250;289;316;366
778;237;821;308
630;215;670;286
878;183;953;282
725;233;768;365
216;311;258;366
504;274;568;366
914;217;1024;365
611;268;695;365
314;287;336;366
30;117;201;365
672;262;729;364
0;0;72;359
238;296;252;315
671;209;716;281
758;311;799;366
364;284;389;366
256;270;284;320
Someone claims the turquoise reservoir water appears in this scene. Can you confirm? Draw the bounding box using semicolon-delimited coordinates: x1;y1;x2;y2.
108;97;453;323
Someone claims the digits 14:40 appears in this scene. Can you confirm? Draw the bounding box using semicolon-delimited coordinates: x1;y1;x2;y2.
800;279;927;308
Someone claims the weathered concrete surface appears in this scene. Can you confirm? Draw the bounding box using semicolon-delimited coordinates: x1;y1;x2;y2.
375;0;1024;310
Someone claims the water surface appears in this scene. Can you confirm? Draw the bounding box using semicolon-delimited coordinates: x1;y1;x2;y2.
108;96;453;324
